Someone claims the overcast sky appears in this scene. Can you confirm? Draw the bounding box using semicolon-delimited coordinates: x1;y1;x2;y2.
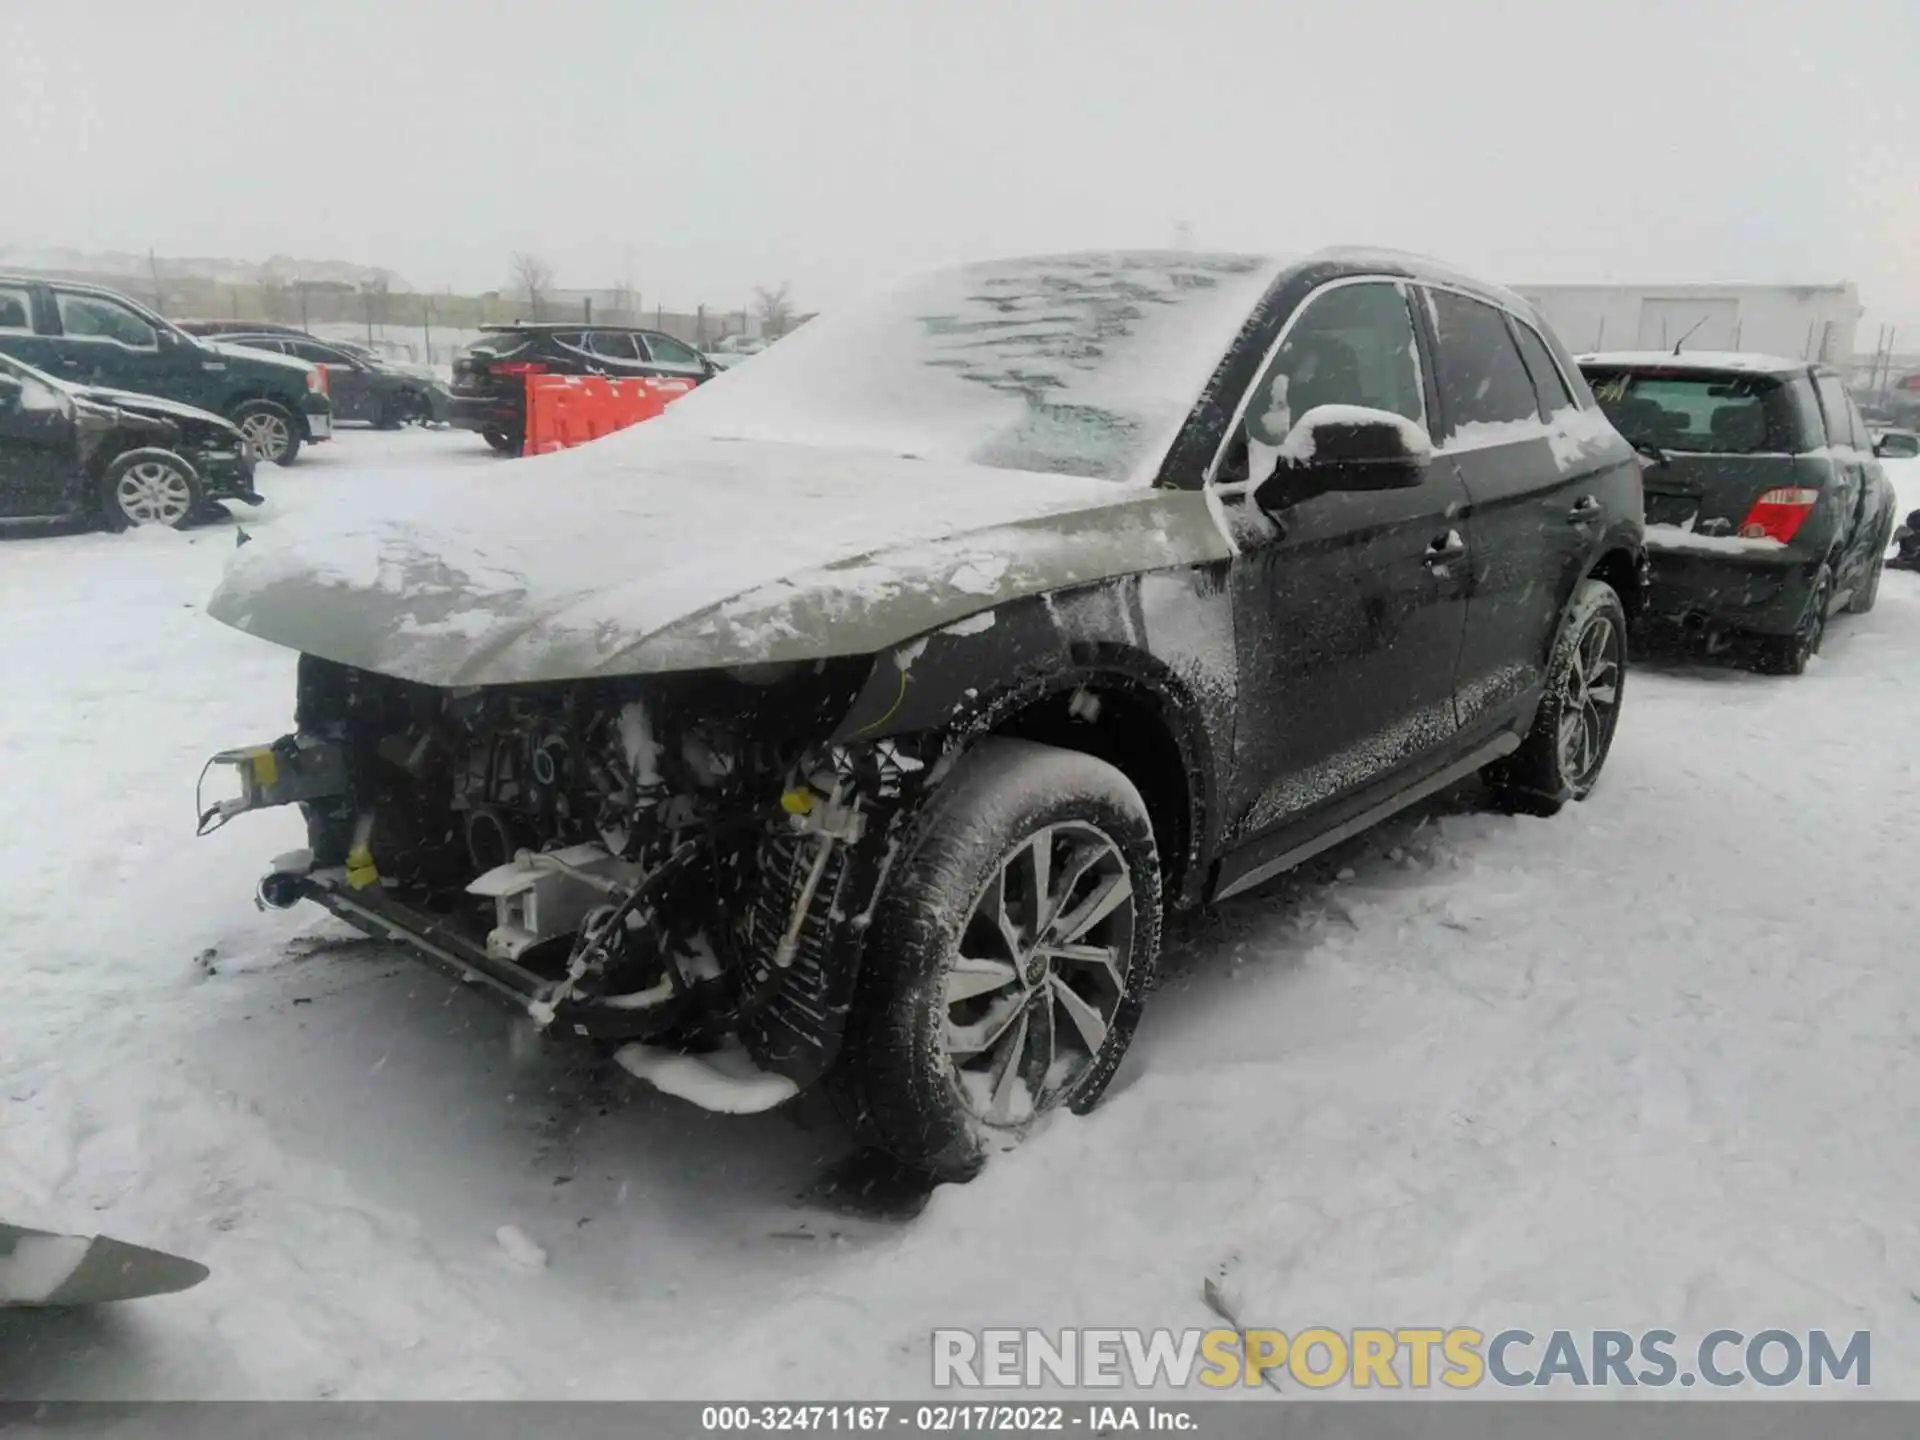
5;0;1916;330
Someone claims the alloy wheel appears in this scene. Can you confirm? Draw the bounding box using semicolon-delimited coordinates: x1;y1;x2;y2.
1556;612;1621;788
238;412;291;463
943;822;1135;1128
114;460;194;527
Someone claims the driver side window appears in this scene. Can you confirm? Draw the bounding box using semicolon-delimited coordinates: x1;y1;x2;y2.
55;292;158;349
1220;281;1426;484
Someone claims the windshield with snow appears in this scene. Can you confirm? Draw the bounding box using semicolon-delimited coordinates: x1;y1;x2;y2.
662;252;1283;482
1587;370;1800;454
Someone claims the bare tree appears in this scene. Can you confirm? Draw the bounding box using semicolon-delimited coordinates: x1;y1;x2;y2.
511;252;556;319
753;282;795;338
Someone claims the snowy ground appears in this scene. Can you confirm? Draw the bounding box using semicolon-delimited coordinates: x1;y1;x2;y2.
2;435;1917;1400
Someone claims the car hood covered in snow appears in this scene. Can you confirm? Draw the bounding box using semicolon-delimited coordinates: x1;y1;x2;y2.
210;250;1277;685
208;424;1232;685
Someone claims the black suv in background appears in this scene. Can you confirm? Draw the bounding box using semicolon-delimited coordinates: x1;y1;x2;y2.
449;323;716;454
1580;352;1897;674
0;277;333;466
216;333;449;428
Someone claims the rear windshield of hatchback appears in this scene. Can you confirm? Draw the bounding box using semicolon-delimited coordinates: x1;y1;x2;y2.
1584;369;1796;454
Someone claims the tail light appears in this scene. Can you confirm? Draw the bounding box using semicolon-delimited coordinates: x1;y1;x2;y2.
488;360;546;376
1737;487;1819;543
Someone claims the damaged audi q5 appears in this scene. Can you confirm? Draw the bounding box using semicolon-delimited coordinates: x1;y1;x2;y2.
200;248;1643;1178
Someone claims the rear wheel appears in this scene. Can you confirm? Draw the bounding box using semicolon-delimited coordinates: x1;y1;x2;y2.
832;739;1161;1181
1484;579;1627;816
231;400;302;466
482;427;520;456
100;449;201;531
1750;564;1831;675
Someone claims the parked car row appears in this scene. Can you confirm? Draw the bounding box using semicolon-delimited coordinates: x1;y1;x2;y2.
0;275;332;467
6;243;1880;1181
0;274;479;535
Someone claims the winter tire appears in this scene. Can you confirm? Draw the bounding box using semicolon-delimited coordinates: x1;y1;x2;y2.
833;738;1162;1181
1484;578;1627;817
100;449;202;531
231;400;302;467
1750;564;1831;676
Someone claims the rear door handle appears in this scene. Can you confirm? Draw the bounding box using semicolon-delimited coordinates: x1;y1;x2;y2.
1568;495;1602;523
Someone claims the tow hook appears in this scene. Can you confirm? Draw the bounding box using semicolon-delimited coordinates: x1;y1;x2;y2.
196;735;347;835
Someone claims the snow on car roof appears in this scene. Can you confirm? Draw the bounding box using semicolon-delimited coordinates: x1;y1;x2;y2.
1576;350;1813;375
662;250;1286;483
1308;245;1536;314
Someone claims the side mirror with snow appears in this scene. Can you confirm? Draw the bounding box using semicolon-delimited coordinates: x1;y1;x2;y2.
1254;404;1434;512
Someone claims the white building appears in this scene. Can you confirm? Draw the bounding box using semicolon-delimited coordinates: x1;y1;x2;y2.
1515;283;1863;370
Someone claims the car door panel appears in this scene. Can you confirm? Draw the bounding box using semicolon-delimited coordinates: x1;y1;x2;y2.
1821;382;1886;596
1208;278;1468;860
0;371;84;518
1217;467;1472;850
1422;288;1594;732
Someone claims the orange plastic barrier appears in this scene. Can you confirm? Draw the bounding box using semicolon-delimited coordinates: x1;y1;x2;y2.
522;374;698;456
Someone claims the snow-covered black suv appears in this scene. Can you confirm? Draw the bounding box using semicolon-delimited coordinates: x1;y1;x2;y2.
199;249;1643;1179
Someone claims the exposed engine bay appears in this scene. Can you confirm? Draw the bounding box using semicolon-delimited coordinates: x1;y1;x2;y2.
201;654;938;1086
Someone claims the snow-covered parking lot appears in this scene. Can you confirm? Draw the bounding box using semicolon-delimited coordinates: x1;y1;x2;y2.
3;431;1918;1400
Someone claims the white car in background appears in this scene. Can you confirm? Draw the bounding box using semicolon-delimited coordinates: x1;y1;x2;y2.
703;333;769;370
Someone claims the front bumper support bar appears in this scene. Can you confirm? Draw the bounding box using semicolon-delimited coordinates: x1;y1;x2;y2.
289;868;560;1015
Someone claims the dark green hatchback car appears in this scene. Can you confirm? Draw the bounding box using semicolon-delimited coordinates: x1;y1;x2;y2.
0;275;332;465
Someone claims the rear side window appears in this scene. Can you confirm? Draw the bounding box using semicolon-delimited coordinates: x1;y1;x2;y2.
0;287;31;333
1426;290;1541;432
587;331;640;361
643;333;705;368
1509;319;1575;414
56;292;158;349
1843;396;1875;452
1586;370;1798;454
1815;375;1863;450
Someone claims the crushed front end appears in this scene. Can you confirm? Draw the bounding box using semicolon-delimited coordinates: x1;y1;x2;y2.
199;654;934;1091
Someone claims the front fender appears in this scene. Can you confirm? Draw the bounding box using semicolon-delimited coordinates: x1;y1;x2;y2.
831;566;1238;907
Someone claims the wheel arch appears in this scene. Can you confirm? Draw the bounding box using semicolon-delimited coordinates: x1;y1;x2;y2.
975;657;1212;914
827;575;1239;914
221;387;301;419
1584;538;1647;624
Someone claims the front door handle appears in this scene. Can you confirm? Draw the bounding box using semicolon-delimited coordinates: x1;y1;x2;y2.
1567;495;1602;523
1424;529;1467;568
